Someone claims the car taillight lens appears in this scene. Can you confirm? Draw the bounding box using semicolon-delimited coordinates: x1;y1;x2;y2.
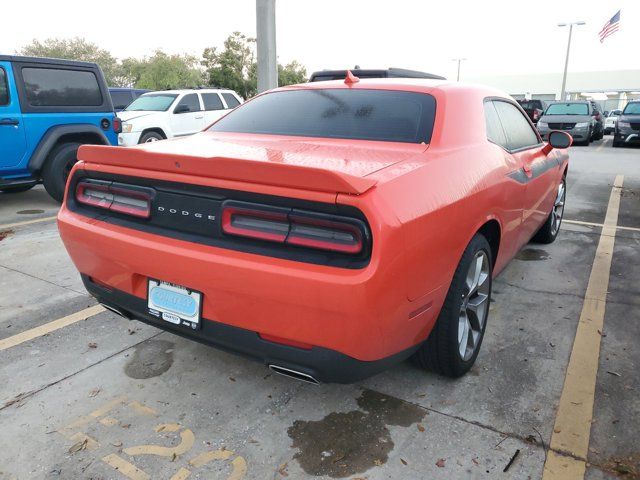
113;117;122;134
221;206;289;242
287;215;362;254
221;203;366;255
75;180;152;218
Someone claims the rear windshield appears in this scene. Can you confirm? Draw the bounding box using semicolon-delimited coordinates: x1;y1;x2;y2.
22;67;102;106
545;103;589;115
208;89;436;144
622;103;640;115
126;94;177;112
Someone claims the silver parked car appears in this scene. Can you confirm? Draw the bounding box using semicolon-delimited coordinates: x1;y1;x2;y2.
537;101;597;146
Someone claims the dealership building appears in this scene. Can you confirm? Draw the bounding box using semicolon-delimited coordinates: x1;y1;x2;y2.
469;69;640;112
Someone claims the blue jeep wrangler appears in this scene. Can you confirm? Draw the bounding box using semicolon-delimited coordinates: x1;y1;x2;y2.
0;55;120;201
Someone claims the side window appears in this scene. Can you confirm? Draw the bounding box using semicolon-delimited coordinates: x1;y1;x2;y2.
175;93;201;113
201;93;224;111
22;67;102;106
0;68;8;106
484;101;507;148
222;93;240;109
493;101;539;151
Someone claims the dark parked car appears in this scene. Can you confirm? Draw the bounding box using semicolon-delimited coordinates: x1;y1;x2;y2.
309;67;445;82
537;101;600;146
613;101;640;147
517;99;547;124
109;88;151;111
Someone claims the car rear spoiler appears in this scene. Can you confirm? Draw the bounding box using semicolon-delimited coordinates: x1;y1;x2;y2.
77;145;377;195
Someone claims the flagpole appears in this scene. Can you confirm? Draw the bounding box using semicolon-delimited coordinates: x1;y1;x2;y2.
558;21;585;101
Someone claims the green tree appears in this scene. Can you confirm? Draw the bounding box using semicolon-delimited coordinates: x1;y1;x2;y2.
18;37;124;86
202;32;257;98
121;51;203;90
278;61;307;86
202;32;308;99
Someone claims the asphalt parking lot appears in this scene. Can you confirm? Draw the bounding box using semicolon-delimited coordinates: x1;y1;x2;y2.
0;137;638;480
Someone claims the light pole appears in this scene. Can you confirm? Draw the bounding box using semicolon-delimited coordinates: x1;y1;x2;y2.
557;21;585;101
256;0;278;93
453;58;466;81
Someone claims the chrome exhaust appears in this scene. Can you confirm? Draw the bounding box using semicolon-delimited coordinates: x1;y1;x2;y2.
268;364;320;384
100;303;131;319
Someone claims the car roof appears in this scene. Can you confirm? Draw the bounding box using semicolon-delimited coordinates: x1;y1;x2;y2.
143;88;237;95
0;54;98;68
270;77;510;99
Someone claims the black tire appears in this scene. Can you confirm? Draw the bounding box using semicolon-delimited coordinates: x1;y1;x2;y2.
0;184;35;194
138;131;164;143
612;139;622;148
42;142;80;203
412;234;492;378
532;177;566;244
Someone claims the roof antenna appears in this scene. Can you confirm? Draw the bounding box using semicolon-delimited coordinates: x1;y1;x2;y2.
344;70;360;85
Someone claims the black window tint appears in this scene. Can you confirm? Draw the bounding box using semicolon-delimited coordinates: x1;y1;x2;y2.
493;101;539;150
111;91;132;109
222;93;240;108
0;68;8;106
484;101;507;148
209;89;436;144
202;93;224;111
22;68;102;106
175;93;200;112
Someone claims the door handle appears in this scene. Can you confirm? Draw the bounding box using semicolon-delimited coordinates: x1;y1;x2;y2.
523;164;532;176
0;118;19;126
195;115;204;119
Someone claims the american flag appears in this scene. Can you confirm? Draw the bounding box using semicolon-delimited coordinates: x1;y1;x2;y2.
599;10;621;43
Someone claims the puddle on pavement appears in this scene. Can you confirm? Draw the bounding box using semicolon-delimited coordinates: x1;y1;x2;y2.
516;248;550;261
124;339;174;379
287;389;425;478
16;209;45;215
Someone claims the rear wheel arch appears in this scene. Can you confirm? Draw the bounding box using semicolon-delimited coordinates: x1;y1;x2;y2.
477;219;501;268
28;125;110;174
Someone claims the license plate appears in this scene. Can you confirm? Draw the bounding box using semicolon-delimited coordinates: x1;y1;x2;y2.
147;279;202;330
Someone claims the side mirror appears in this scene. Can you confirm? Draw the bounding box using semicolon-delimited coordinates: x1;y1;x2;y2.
548;131;572;149
174;105;190;114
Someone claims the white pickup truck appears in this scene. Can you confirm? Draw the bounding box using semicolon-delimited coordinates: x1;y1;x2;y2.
118;88;243;145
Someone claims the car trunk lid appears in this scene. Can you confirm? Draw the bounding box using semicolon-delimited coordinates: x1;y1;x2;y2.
78;132;428;195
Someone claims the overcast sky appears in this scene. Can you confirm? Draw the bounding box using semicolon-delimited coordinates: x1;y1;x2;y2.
1;0;638;81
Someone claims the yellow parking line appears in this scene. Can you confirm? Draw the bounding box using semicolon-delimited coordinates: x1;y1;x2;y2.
564;219;640;233
102;454;150;480
595;137;609;152
0;305;105;351
0;215;57;230
543;175;624;479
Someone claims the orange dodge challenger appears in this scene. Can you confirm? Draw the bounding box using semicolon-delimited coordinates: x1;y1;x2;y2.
58;77;571;384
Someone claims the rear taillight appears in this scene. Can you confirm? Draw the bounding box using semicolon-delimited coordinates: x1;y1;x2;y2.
221;202;366;255
287;215;362;254
113;117;122;134
75;180;152;218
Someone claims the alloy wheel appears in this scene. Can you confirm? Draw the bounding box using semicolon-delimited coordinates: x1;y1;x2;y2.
551;180;566;235
458;251;490;361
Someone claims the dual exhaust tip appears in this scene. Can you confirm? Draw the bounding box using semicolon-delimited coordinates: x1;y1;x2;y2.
100;303;321;385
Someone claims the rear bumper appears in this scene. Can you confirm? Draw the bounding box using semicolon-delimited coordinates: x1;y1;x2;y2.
84;275;419;383
58;204;440;369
